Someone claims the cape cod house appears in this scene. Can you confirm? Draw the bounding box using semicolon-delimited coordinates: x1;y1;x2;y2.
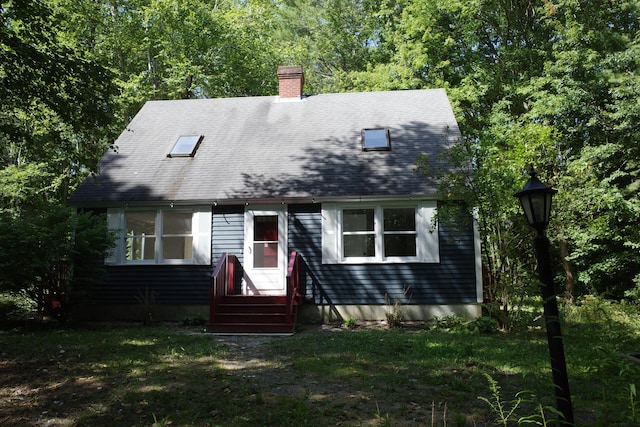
70;66;482;333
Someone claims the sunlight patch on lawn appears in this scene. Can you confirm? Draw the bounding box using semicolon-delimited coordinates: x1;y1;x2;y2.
308;392;329;401
216;357;273;371
119;338;157;346
35;416;76;426
69;376;107;395
138;384;165;393
493;365;524;375
423;340;446;349
333;365;363;378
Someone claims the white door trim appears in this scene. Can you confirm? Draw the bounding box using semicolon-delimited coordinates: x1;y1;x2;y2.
243;205;288;295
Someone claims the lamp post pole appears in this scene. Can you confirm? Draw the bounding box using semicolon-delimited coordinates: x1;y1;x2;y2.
515;168;574;425
534;232;574;425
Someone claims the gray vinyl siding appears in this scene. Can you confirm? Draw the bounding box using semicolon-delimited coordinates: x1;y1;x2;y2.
288;204;477;305
212;205;244;264
95;205;245;306
89;205;242;307
91;266;211;305
88;202;476;309
85;206;219;306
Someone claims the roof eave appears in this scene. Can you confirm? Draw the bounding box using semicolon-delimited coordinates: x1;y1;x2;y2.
70;193;444;209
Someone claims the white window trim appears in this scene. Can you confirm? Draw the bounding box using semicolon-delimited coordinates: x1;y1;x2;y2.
322;201;439;264
106;207;211;265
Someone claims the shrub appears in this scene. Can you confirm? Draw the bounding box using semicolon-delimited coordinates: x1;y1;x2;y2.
0;293;33;322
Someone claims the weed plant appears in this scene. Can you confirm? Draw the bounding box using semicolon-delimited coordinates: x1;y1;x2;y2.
384;293;405;328
342;316;358;329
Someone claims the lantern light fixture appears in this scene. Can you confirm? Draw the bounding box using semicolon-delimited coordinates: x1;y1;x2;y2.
514;167;557;234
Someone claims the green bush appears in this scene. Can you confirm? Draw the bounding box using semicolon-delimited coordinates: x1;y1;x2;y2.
0;207;115;322
0;293;34;322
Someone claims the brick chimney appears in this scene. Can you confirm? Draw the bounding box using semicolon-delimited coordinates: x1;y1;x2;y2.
277;66;304;99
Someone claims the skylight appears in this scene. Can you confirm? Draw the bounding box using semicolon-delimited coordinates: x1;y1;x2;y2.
362;128;390;151
168;135;203;157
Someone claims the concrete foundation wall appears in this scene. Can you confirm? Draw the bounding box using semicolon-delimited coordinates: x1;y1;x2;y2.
298;303;482;324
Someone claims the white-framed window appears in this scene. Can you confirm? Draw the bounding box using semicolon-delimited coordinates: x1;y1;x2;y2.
106;207;211;265
322;201;439;264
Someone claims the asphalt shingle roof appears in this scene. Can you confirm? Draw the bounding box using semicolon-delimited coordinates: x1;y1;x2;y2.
71;89;460;206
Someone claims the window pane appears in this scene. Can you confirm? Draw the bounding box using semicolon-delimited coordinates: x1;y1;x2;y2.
164;212;192;234
384;235;416;257
170;135;201;156
343;209;374;232
343;235;375;257
384;208;415;231
125;211;155;261
126;211;155;235
163;236;193;260
126;236;156;260
362;128;390;150
254;242;278;268
254;216;278;241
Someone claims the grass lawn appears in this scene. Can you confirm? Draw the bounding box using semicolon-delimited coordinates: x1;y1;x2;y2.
1;300;639;426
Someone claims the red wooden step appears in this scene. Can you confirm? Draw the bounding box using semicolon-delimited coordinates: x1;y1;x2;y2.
213;312;290;324
221;295;288;305
208;293;297;334
215;303;288;314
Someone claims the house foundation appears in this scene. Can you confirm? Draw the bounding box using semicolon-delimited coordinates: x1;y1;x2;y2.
71;303;481;325
298;303;482;324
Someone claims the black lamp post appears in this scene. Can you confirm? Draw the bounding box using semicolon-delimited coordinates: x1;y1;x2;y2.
515;168;574;426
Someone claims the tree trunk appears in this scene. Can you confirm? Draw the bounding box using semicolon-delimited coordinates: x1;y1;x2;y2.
559;239;576;303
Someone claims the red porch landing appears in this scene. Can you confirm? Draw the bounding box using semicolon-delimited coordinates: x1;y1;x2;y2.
207;295;296;334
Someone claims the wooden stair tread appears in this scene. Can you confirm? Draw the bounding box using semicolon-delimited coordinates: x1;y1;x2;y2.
209;294;297;334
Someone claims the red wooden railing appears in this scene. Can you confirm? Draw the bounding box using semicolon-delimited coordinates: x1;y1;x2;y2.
286;251;302;323
210;253;236;323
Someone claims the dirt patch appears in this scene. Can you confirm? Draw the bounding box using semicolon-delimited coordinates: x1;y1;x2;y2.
213;334;278;371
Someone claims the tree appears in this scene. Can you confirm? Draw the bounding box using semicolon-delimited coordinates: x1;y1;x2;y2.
521;1;640;298
1;0;118;203
0;0;118;315
275;0;399;93
53;0;287;124
356;0;640;308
